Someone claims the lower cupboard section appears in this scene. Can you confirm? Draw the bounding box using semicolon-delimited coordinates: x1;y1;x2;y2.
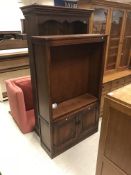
40;102;99;158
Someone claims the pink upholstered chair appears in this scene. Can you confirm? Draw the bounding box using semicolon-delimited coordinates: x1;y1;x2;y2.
5;76;35;134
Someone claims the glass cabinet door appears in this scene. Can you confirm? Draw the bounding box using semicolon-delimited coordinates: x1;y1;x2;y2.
106;10;124;70
119;11;131;68
124;11;131;37
93;8;108;34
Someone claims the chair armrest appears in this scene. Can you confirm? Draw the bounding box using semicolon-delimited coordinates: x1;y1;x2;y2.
5;80;27;123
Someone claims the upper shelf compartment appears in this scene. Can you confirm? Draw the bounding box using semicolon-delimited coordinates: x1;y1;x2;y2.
30;34;107;121
21;4;94;35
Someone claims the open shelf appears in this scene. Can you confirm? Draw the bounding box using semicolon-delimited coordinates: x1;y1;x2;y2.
53;93;97;120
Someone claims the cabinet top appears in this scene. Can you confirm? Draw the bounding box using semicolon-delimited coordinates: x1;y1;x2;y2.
31;34;107;46
79;0;131;10
108;84;131;107
21;4;93;16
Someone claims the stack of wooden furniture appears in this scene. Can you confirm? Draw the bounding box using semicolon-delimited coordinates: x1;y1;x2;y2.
79;0;131;115
96;84;131;175
0;31;30;101
21;5;106;157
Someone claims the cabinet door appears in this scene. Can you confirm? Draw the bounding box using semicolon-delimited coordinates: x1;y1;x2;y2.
78;103;98;137
119;11;131;68
53;114;77;152
93;8;108;34
106;9;124;70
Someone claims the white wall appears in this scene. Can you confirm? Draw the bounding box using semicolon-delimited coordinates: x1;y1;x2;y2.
0;0;54;31
20;0;54;6
0;0;23;31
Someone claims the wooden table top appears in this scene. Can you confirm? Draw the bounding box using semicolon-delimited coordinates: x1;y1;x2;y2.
107;84;131;107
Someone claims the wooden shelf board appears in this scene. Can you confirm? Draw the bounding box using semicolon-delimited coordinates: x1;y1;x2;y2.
53;93;97;120
110;46;118;49
108;54;117;57
103;69;131;83
107;62;116;67
110;37;120;41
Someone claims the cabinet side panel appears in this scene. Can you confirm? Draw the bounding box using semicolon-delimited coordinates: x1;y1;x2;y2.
53;116;77;153
40;118;52;153
33;43;50;122
101;161;125;175
104;106;131;175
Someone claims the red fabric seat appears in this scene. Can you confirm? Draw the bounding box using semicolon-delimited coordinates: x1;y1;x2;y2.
5;76;35;134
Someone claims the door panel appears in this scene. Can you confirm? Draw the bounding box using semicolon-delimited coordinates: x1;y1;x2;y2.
119;11;131;68
93;8;108;34
106;9;124;70
53;114;77;152
79;103;98;136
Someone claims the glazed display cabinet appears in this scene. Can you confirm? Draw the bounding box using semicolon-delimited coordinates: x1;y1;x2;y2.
79;0;131;116
79;0;131;73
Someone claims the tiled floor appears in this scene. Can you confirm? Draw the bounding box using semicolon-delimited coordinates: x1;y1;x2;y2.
0;101;101;175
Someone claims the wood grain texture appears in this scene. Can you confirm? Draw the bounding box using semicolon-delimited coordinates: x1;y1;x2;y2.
0;39;27;50
96;85;131;175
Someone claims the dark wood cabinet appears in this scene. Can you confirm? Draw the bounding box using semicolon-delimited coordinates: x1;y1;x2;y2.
21;4;93;134
21;5;106;157
29;34;106;158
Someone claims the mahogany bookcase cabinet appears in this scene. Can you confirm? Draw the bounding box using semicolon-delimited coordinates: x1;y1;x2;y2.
21;4;93;134
29;34;107;158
